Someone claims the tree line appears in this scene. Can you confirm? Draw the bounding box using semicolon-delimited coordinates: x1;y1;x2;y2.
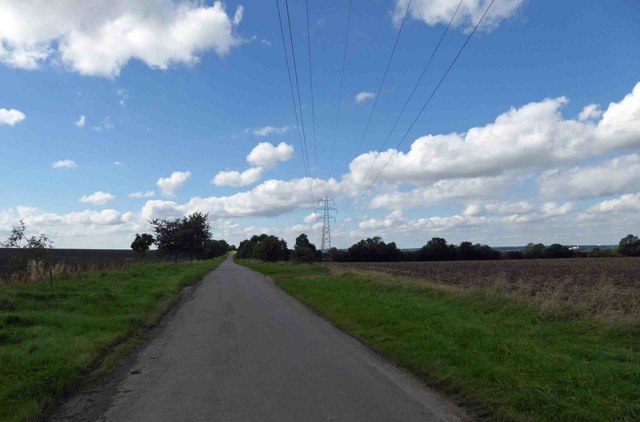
236;233;640;263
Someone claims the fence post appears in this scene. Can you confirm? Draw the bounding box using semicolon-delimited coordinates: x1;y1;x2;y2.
49;268;53;288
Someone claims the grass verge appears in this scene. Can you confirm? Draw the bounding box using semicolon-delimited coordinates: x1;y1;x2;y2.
0;256;225;422
238;260;640;421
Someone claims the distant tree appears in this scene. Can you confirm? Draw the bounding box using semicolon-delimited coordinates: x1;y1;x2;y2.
618;234;640;257
177;212;211;262
347;236;401;262
131;233;154;265
419;237;456;261
236;234;288;262
150;212;212;263
523;243;545;259
329;247;350;262
544;243;573;259
253;235;288;262
1;220;53;278
292;233;317;263
150;218;181;263
200;239;229;259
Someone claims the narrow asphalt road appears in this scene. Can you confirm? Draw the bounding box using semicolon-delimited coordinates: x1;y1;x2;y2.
52;256;465;422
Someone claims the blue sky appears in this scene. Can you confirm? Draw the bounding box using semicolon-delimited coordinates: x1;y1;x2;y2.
1;0;639;248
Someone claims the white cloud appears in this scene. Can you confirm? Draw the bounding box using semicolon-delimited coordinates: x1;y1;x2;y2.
393;0;525;32
540;154;640;199
79;191;115;205
143;176;339;220
588;193;640;214
212;167;263;187
0;108;25;125
578;103;602;121
359;210;404;230
157;171;191;197
114;161;124;166
252;126;291;137
368;175;512;209
347;82;640;191
128;190;155;199
303;212;319;223
52;159;77;169
75;114;86;127
355;91;375;104
0;0;244;78
247;142;294;169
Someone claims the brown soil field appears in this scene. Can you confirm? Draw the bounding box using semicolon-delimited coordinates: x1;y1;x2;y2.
331;258;640;325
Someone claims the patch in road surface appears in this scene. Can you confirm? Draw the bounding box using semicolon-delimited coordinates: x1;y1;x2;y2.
50;256;467;421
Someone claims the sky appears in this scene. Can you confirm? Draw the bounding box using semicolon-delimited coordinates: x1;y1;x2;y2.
1;0;639;249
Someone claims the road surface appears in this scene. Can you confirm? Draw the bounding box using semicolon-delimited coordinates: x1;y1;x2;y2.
52;256;465;421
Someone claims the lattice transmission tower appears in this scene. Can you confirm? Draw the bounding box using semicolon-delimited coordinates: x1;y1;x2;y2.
316;197;336;254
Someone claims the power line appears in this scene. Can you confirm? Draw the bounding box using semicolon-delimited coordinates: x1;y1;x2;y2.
305;0;318;181
353;0;412;158
356;0;464;189
355;0;496;207
329;0;353;176
284;0;315;201
275;0;314;203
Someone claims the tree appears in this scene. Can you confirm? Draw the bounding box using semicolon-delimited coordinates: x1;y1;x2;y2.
292;233;317;263
150;212;212;263
236;234;289;262
523;243;545;259
419;238;456;261
1;220;53;279
131;233;154;265
200;239;230;259
618;234;640;257
347;236;401;262
544;243;573;259
150;218;181;263
177;212;211;261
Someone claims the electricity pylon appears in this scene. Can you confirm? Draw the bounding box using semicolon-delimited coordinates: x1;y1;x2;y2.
316;196;336;254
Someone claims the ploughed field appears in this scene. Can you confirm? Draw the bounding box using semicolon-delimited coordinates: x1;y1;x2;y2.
331;258;640;324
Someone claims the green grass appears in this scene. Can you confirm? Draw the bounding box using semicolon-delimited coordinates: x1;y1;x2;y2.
239;260;640;421
0;257;225;422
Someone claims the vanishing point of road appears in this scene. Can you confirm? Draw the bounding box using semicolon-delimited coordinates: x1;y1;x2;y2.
52;256;465;421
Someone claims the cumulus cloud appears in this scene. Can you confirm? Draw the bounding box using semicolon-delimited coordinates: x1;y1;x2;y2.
157;171;191;197
0;0;244;77
359;210;403;230
75;114;86;128
247;142;294;169
588;193;640;214
0;108;25;125
52;159;77;169
212;167;263;187
578;103;602;121
393;0;524;32
348;82;640;191
303;212;319;223
252;126;290;137
143;176;339;220
355;91;375;104
128;190;155;199
540;154;640;199
79;191;115;205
